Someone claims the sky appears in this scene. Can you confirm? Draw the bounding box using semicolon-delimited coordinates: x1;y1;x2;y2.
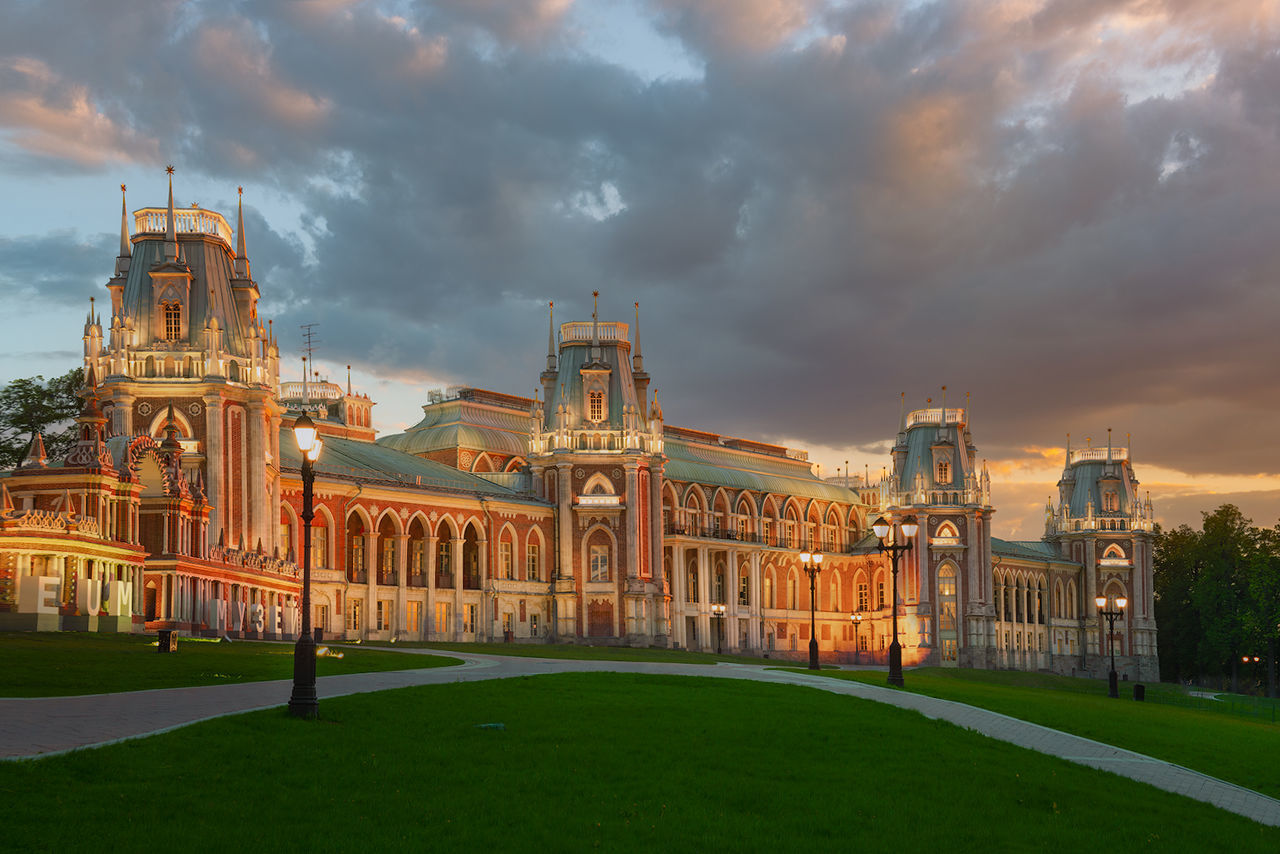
0;0;1278;539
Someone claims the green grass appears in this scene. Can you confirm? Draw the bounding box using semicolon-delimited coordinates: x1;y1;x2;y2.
356;639;790;666
0;632;460;697
811;667;1280;800
1;673;1276;852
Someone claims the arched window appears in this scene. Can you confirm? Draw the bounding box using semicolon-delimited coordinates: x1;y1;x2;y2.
1103;490;1119;512
877;576;887;610
936;460;951;484
588;391;604;422
787;571;798;609
164;302;182;340
764;572;774;609
856;578;869;612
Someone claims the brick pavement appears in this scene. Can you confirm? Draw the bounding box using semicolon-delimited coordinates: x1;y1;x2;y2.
2;652;1277;827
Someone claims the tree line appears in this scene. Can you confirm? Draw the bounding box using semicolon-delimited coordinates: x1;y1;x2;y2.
1155;504;1280;695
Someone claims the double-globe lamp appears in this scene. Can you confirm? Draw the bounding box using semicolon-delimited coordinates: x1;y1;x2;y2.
288;413;324;719
872;514;918;688
1095;594;1127;699
799;550;824;670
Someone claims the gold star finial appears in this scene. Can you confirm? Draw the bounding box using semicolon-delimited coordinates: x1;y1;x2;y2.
165;165;174;175
120;183;126;193
237;185;243;196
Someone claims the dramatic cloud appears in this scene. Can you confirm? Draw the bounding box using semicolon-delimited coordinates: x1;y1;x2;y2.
1;0;1278;533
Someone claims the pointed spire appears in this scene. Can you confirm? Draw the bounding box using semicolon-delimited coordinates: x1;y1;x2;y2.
347;364;352;396
590;290;601;361
1107;427;1112;462
898;392;906;432
632;301;644;372
163;165;178;263
20;432;48;468
302;356;309;404
1065;433;1071;467
161;402;182;453
119;183;131;257
965;391;971;428
546;301;557;371
1;482;12;515
234;185;251;278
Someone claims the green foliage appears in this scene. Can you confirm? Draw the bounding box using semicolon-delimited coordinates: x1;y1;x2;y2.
0;367;85;469
1154;505;1280;690
2;674;1277;851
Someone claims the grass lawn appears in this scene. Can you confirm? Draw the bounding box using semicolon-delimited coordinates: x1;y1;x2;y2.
1;673;1276;852
812;667;1280;800
0;632;460;697
356;639;791;666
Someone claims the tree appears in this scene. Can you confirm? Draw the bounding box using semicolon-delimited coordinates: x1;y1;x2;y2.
0;368;85;469
1154;504;1280;694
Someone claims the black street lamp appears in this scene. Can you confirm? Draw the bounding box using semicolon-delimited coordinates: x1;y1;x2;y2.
800;550;824;670
711;602;726;655
288;413;324;719
850;612;863;664
872;515;918;688
1095;594;1128;699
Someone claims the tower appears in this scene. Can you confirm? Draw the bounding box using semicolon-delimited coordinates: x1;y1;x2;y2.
92;172;283;554
885;392;994;668
527;294;666;643
1046;431;1158;680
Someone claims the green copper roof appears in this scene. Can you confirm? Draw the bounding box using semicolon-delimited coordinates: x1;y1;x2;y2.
992;538;1077;565
281;436;542;502
378;397;530;457
663;438;859;504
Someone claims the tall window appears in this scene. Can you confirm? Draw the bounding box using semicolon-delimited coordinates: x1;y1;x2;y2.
1103;491;1119;512
164;302;181;340
500;540;513;579
407;601;421;634
588;391;604;422
436;539;452;587
787;574;797;609
763;574;773;609
857;581;869;612
938;567;957;630
936;460;951;484
280;518;292;558
311;526;327;569
347;599;362;632
877;579;886;610
739;571;749;605
435;601;451;634
349;535;365;577
526;542;540;581
530;613;540;636
590;544;610;581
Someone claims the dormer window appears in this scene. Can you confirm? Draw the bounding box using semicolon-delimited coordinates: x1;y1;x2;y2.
1103;490;1119;512
163;302;182;341
936;460;951;484
588;391;604;423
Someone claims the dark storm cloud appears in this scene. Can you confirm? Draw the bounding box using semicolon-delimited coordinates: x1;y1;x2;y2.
0;0;1277;480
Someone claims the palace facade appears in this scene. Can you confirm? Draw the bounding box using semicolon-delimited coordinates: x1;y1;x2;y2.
0;181;1158;681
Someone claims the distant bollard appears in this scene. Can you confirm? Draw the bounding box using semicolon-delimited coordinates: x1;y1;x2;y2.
157;629;177;653
1133;684;1145;702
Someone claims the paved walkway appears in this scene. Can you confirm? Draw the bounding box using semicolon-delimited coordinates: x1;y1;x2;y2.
3;651;1278;827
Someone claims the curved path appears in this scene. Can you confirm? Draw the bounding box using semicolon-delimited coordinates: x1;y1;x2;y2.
3;650;1278;828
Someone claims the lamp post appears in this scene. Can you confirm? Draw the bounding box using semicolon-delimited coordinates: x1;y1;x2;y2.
872;515;918;688
711;602;726;655
850;612;863;664
800;550;824;670
1094;594;1127;699
288;413;324;719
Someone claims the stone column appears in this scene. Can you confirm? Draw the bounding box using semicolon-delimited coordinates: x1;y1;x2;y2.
395;532;409;638
246;400;266;550
696;546;711;650
671;543;686;648
748;551;762;651
477;537;489;641
451;536;464;639
426;535;438;636
203;394;224;539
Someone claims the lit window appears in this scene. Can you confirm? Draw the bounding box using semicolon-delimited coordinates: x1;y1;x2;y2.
500;541;513;579
526;542;540;581
590;544;610;581
588;391;604;422
347;599;362;632
164;302;181;340
435;601;451;633
857;582;869;612
936;460;950;484
877;580;886;610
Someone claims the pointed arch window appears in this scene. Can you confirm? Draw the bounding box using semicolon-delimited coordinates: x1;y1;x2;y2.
588;391;604;422
936;460;951;484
